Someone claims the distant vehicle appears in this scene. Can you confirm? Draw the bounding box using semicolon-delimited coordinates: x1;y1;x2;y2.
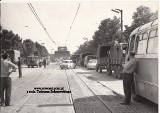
96;42;127;78
60;60;76;69
96;45;110;73
79;53;93;67
70;54;80;64
54;46;70;60
128;19;158;104
27;56;39;68
84;55;96;68
87;59;97;70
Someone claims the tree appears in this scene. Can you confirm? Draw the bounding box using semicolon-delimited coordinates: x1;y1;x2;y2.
123;6;157;42
0;29;22;50
75;16;121;55
93;16;121;45
23;39;35;57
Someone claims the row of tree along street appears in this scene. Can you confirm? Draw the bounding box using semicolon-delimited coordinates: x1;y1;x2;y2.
0;26;49;59
0;5;158;58
75;6;158;55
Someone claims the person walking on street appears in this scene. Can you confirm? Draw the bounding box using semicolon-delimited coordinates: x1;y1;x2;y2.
43;59;46;68
0;53;18;106
120;51;137;105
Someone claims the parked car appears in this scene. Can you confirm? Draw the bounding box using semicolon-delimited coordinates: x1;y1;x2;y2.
87;59;97;70
84;55;96;68
60;60;76;69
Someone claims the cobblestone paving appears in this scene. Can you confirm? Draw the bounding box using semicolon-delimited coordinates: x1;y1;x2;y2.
74;67;158;113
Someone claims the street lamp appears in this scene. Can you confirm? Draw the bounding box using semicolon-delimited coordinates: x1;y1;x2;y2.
111;9;123;40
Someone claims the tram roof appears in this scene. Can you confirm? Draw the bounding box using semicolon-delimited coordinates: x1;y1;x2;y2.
129;19;158;37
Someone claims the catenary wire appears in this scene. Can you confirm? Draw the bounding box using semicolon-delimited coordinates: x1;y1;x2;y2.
27;3;56;44
65;3;81;46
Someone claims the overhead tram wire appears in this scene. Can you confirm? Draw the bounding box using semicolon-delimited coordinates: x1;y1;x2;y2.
27;3;56;44
65;3;81;46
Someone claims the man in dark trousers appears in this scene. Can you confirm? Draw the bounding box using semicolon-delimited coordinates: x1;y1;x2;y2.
43;59;46;68
0;53;18;106
18;57;22;77
120;51;137;105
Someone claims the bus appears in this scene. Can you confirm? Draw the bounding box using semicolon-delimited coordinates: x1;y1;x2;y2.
128;19;158;104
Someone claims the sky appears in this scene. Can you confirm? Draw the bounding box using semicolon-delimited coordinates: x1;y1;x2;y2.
1;0;159;54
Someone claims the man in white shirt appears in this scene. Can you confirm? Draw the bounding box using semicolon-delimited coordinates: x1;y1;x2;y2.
0;53;18;106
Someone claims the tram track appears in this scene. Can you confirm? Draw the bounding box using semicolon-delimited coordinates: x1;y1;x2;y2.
12;64;57;113
64;70;76;113
64;69;113;113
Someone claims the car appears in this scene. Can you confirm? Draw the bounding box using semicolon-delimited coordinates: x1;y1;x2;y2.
60;60;76;69
87;59;97;70
84;55;96;68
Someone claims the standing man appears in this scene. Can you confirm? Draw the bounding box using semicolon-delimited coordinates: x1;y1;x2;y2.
120;51;137;105
43;59;46;68
0;53;18;106
18;57;22;77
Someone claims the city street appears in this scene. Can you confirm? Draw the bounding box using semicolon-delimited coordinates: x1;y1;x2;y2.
0;63;158;113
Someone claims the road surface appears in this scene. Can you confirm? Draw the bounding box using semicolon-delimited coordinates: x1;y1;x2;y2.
0;63;158;113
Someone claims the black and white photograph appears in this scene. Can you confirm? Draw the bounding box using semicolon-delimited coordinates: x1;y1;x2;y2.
0;0;159;113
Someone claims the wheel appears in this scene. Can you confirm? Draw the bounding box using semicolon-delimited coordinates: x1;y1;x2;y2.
131;81;142;102
28;65;30;68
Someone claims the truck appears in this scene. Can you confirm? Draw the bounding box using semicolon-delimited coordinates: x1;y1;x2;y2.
96;45;110;73
107;42;127;78
70;54;80;64
79;53;93;67
27;55;39;68
96;42;127;78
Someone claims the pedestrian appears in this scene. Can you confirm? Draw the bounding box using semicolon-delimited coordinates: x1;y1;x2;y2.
18;57;22;78
120;51;137;105
43;59;46;68
0;53;18;106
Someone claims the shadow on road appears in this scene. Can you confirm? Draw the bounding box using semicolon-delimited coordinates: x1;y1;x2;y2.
76;71;120;82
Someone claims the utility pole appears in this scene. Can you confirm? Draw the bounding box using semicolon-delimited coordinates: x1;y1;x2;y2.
111;9;123;41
